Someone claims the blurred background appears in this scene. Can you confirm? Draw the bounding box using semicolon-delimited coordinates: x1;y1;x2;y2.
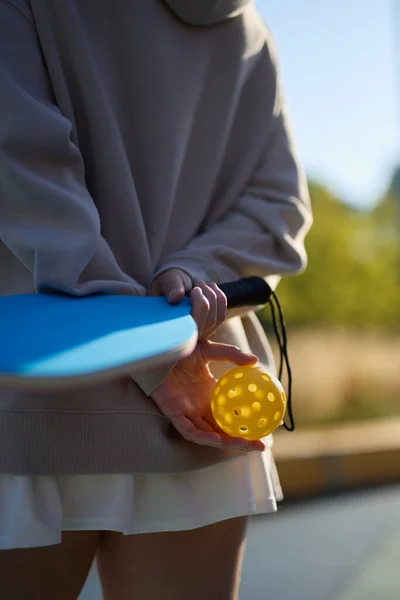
256;0;400;429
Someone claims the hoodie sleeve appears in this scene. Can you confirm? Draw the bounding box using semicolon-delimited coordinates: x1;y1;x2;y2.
163;0;253;26
153;31;312;301
0;2;175;395
0;1;146;298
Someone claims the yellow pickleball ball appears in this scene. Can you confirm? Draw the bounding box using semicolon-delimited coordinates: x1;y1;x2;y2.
211;365;286;440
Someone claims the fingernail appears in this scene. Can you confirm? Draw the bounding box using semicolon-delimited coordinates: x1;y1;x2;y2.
210;435;221;445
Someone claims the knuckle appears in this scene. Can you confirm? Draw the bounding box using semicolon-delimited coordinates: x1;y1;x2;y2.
206;285;217;301
213;282;226;298
219;290;228;307
200;295;210;310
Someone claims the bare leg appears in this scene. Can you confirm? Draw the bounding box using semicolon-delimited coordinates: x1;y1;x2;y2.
0;531;100;600
97;517;248;600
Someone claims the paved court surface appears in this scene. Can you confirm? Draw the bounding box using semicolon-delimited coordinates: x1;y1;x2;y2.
80;485;400;600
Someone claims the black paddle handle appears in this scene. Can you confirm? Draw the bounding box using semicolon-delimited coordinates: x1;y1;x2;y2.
196;276;272;309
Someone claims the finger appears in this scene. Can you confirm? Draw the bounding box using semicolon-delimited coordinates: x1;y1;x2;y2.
163;272;188;304
200;340;258;366
250;440;266;452
183;416;265;452
202;413;264;452
148;280;162;297
150;269;192;303
189;286;210;335
209;282;227;336
218;434;253;451
197;282;218;338
172;415;222;446
222;436;265;452
192;414;264;452
191;416;215;433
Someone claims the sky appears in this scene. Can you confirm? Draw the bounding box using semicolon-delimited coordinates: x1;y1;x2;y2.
255;0;398;208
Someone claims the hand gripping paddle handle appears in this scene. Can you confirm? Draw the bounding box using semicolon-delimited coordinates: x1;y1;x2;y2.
218;277;272;309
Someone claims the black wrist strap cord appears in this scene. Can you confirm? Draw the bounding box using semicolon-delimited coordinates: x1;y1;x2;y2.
268;290;294;431
218;277;294;432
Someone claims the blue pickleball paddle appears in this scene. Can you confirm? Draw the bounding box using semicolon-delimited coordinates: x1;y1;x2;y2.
0;277;272;390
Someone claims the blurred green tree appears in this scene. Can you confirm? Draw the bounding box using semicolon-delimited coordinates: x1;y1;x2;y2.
260;179;400;330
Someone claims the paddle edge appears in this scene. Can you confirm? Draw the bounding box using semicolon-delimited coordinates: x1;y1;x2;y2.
0;331;198;392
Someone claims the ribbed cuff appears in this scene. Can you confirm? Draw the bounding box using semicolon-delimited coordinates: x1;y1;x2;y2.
132;362;176;396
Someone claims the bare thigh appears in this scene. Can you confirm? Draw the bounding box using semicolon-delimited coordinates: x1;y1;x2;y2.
0;531;100;600
97;516;249;600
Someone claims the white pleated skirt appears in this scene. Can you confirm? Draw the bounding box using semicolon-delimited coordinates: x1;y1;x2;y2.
0;448;282;550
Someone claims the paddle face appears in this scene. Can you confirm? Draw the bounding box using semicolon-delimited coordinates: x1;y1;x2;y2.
0;293;198;390
0;277;272;391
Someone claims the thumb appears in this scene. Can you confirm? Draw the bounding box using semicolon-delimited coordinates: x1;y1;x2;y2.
150;269;191;304
200;340;258;366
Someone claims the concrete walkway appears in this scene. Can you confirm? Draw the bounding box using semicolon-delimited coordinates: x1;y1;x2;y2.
79;485;400;599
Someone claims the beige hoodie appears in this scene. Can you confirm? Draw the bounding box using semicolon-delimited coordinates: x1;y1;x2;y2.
0;0;311;475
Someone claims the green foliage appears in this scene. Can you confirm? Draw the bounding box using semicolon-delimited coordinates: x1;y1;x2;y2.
260;180;400;330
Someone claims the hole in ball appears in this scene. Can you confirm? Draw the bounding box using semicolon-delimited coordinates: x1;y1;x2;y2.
239;426;248;432
214;386;220;396
268;393;275;402
274;411;281;422
282;391;286;403
234;372;244;379
252;402;262;412
228;389;237;398
225;414;233;424
233;408;243;416
262;374;271;382
257;418;267;428
248;384;257;393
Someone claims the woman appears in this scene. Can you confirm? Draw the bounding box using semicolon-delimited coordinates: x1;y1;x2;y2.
0;0;312;598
